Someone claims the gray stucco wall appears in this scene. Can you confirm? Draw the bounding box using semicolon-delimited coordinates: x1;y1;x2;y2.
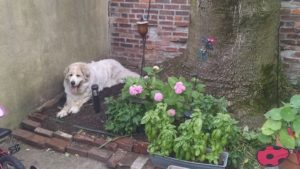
0;0;109;128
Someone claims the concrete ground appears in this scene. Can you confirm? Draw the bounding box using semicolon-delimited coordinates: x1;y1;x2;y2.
1;140;108;169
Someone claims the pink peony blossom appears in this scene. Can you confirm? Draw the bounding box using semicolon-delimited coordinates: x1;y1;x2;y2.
174;81;186;94
154;92;164;102
167;109;176;116
129;85;143;96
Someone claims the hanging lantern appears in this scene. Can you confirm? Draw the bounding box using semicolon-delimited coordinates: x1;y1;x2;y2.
137;20;149;37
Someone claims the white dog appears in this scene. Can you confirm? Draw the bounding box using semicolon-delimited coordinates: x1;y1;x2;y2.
56;59;139;118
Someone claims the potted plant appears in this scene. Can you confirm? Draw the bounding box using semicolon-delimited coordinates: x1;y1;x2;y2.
259;95;300;168
141;103;231;169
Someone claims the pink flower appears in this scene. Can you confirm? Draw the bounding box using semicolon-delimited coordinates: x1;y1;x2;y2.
167;109;176;116
154;92;164;102
0;106;5;117
129;85;143;96
207;37;216;44
174;82;186;94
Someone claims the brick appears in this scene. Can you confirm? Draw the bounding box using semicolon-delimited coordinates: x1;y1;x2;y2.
291;9;300;15
12;129;34;141
88;147;113;162
131;156;149;169
159;10;174;15
34;127;53;137
53;130;73;141
164;4;179;10
28;113;47;122
142;161;155;169
295;22;300;28
133;141;149;154
94;137;119;151
171;0;187;4
155;0;170;3
120;3;134;8
24;134;48;148
294;52;300;58
175;11;189;16
46;138;70;153
107;149;128;168
73;133;95;145
66;143;91;157
115;137;135;152
21;119;41;131
117;152;138;169
175;21;189;27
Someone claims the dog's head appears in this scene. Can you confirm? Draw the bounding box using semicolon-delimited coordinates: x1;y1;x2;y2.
64;62;90;93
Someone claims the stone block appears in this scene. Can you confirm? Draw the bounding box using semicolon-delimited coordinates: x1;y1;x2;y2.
117;152;138;169
12;129;34;141
73;133;95;145
66;143;91;157
53;130;73;141
46;137;70;153
34;127;54;137
131;156;149;169
133;141;149;154
107;149;128;168
21;119;41;131
28;113;47;122
115;137;135;152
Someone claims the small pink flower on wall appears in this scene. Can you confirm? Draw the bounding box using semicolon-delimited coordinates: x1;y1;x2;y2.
167;109;176;117
129;85;143;96
174;82;186;94
154;92;164;102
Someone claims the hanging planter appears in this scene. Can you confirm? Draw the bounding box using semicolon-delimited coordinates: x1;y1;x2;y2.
150;152;229;169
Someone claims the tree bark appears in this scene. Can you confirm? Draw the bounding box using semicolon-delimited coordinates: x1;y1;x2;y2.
163;0;281;117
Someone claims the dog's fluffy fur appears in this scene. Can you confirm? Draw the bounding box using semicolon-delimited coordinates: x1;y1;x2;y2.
56;59;139;118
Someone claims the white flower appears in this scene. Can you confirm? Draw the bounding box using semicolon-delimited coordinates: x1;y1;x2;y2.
153;66;159;71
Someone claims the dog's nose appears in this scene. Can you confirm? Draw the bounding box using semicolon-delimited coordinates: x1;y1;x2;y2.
71;81;75;86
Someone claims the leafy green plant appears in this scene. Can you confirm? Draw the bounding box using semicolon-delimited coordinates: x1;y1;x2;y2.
105;97;145;135
141;103;176;156
260;95;300;149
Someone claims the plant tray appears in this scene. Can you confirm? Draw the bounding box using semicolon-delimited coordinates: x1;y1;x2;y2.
150;152;229;169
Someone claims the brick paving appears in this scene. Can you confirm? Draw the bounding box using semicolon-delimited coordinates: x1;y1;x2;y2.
12;112;154;169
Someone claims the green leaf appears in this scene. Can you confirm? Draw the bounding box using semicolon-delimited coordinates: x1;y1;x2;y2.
262;119;282;131
293;116;300;134
280;106;296;122
167;77;177;87
265;108;282;120
291;95;300;108
257;133;272;144
191;91;200;99
143;67;153;75
279;128;295;149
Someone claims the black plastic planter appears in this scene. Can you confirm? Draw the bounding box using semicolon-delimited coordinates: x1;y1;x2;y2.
150;152;229;169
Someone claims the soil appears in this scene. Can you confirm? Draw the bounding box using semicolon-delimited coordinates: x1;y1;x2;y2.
41;84;127;137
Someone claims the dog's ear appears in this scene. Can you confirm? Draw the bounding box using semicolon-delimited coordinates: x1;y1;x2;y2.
80;64;90;81
64;66;70;79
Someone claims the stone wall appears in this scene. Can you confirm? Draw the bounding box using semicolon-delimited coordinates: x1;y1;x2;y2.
280;0;300;85
109;0;190;68
0;0;109;128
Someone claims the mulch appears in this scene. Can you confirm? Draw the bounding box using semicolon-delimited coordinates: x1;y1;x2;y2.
41;84;127;137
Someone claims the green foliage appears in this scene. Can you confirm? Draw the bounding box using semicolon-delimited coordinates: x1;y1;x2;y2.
105;97;145;135
260;94;300;149
141;103;176;156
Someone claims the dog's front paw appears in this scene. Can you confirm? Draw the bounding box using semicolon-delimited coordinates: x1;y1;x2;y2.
56;110;68;118
69;106;80;114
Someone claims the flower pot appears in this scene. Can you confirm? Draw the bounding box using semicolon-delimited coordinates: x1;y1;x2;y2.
150;152;229;169
279;152;300;169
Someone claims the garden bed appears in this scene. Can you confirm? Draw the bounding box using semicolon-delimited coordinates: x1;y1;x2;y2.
40;84;142;138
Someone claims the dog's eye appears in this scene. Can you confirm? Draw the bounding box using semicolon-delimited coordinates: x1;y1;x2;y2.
76;75;80;77
69;74;73;76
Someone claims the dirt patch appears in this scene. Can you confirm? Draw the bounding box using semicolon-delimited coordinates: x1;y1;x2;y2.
41;84;125;137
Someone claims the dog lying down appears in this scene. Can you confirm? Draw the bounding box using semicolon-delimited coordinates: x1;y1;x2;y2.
56;59;139;118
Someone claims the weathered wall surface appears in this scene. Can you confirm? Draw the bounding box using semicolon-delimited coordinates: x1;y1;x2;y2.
280;0;300;85
0;0;109;128
109;0;190;68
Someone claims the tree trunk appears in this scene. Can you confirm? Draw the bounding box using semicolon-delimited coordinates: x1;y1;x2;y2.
162;0;281;119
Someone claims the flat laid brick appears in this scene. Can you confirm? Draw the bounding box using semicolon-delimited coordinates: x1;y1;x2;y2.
133;141;149;154
53;130;73;141
66;143;91;157
34;127;53;137
12;129;34;141
131;156;149;169
107;149;128;168
88;147;113;162
115;137;135;152
95;137;118;152
24;134;48;148
46;138;70;153
28;113;47;122
21;119;41;131
73;133;95;145
117;152;138;169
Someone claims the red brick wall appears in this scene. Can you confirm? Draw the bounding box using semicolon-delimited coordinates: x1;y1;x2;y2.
280;1;300;85
109;0;190;69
